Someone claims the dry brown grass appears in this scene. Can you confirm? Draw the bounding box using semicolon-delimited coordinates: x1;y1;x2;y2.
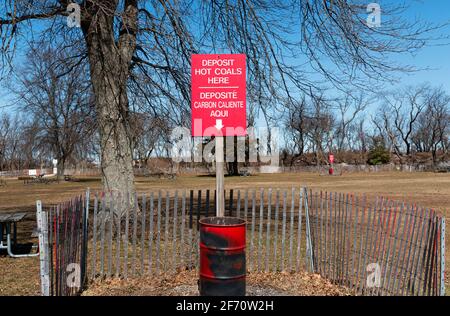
1;171;449;295
82;269;351;296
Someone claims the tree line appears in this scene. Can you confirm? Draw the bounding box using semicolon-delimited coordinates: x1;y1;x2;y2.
1;1;448;214
282;85;450;169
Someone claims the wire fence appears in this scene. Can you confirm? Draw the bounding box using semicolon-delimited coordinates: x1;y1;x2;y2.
36;188;445;296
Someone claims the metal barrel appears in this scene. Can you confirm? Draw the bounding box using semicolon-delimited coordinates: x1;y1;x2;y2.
199;217;246;296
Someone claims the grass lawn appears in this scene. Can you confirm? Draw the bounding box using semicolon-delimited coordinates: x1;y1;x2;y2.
0;171;449;295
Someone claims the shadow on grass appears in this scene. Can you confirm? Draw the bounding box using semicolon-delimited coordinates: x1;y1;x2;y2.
195;174;256;178
70;177;101;183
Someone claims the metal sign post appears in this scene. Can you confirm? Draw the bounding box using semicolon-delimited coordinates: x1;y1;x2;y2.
191;54;247;217
215;136;225;217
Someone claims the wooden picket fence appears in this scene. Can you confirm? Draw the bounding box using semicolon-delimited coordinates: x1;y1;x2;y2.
36;187;446;296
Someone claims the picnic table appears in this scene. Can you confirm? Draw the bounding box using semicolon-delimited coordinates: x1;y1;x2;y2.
0;212;39;258
18;174;56;184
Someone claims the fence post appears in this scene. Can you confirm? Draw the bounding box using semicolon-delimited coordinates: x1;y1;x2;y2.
441;217;446;296
80;188;90;290
304;188;314;273
37;200;50;296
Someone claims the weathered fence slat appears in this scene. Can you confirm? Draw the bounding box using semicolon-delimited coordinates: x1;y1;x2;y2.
320;192;325;276
132;192;138;277
422;212;436;296
229;189;234;217
114;194;121;277
205;190;210;218
244;189;249;221
257;188;264;272
236;190;241;219
265;188;272;272
406;206;426;296
331;192;337;282
344;193;351;288
163;191;170;273
386;203;406;294
148;192;154;274
273;189;280;272
368;197;383;294
196;190;201;231
155;191;162;274
99;194;106;278
376;200;393;295
280;190;287;271
249;189;256;271
123;192;130;279
327;192;332;280
172;190;179;272
140;194;146;275
350;194;357;291
385;201;402;295
407;204;424;296
107;194;113;278
382;201;400;295
188;190;193;269
357;195;369;295
401;205;421;296
304;188;314;273
392;203;412;295
180;191;186;267
296;188;303;272
398;204;417;295
418;210;434;296
91;194;98;280
288;188;295;272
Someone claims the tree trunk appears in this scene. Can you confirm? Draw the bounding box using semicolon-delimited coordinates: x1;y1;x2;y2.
91;69;135;215
84;9;137;216
57;159;65;181
227;161;239;176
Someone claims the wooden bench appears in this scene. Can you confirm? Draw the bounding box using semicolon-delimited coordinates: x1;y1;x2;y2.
18;176;35;184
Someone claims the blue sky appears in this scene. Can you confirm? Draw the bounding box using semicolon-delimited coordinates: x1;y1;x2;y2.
388;0;450;92
1;1;449;114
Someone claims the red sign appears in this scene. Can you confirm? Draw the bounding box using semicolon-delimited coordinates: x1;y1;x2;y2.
329;154;335;164
191;54;246;136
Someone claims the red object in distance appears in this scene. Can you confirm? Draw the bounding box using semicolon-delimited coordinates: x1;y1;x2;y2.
329;154;335;164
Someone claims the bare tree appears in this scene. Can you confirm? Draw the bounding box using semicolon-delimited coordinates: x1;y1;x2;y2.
130;112;171;169
412;87;450;167
374;85;429;166
334;93;369;153
0;112;43;170
9;45;95;179
1;1;446;213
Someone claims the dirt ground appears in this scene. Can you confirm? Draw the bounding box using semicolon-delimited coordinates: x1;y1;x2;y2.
82;270;351;296
0;171;449;296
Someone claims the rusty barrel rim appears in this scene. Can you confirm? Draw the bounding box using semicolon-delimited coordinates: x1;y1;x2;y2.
199;216;246;227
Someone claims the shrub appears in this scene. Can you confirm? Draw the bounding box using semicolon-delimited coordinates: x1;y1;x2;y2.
367;137;390;165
